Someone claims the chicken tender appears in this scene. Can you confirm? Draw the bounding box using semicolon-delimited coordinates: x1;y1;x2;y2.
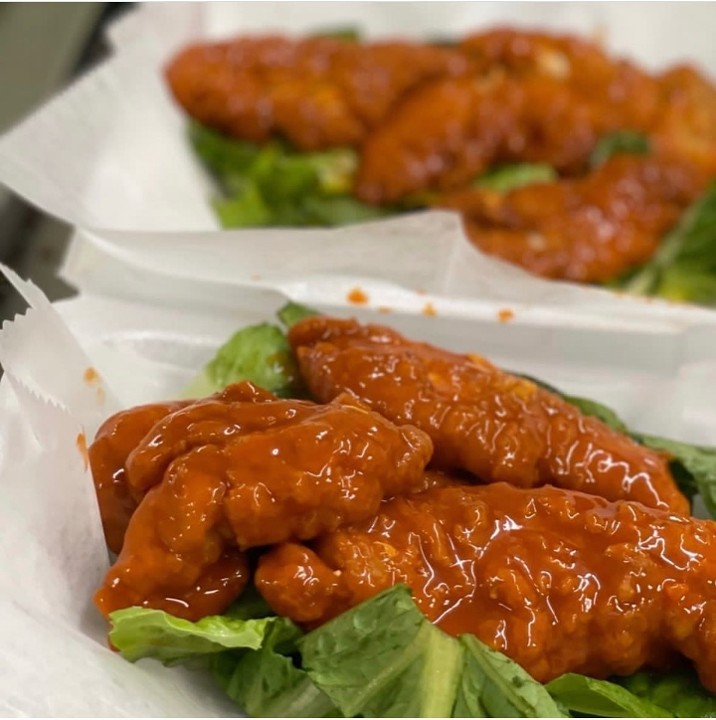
93;381;432;620
255;482;716;690
653;65;716;176
355;58;660;204
165;36;469;151
89;399;189;553
355;75;524;203
460;27;662;128
88;384;265;553
439;155;707;282
289;316;689;513
459;27;608;77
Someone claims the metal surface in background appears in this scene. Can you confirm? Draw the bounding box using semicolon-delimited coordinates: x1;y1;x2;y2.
0;3;134;321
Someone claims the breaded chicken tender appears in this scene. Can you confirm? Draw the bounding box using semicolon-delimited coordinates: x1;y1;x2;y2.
89;399;189;554
88;385;264;554
289;316;689;513
438;155;707;282
166;35;469;151
256;483;716;690
460;27;662;121
355;29;662;204
653;65;716;176
93;381;432;620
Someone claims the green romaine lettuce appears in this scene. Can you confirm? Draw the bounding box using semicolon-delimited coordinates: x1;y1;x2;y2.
188;121;262;178
299;585;464;718
182;322;302;399
108;585;716;718
546;673;672;717
189;121;388;229
181;303;317;398
619;671;716;718
455;635;565;718
614;183;716;304
590;131;651;167
108;606;298;665
474;163;558;192
212;622;340;718
310;26;361;42
276;301;320;329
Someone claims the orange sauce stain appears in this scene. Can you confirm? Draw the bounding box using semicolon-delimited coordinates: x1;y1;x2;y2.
422;302;437;317
377;306;393;314
84;366;106;404
415;288;427;295
251;274;262;281
347;287;369;305
497;308;515;323
84;367;100;384
76;432;89;471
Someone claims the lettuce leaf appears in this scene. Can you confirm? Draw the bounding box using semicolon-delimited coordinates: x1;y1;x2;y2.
277;301;320;329
310;26;361;42
181;303;317;398
110;586;568;717
299;585;464;718
182;322;302;399
189;121;389;228
474;163;557;192
108;586;716;718
188;121;263;178
212;622;340;718
615;183;716;305
108;606;298;665
546;673;672;717
619;671;716;718
590;131;650;167
300;584;568;718
455;634;565;717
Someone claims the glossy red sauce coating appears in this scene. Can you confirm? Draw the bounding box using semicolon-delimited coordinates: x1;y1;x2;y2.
165;36;469;151
289;316;689;513
92;381;432;620
89;399;190;553
256;482;716;690
439;154;707;283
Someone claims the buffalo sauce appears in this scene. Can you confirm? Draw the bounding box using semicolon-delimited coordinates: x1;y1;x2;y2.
88;400;190;554
91;382;433;622
288;315;690;514
256;482;716;690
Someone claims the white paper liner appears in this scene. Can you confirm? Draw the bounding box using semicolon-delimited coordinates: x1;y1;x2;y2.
61;210;716;335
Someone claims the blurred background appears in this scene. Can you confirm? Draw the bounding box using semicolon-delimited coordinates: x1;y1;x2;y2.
2;2;716;321
0;2;132;319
